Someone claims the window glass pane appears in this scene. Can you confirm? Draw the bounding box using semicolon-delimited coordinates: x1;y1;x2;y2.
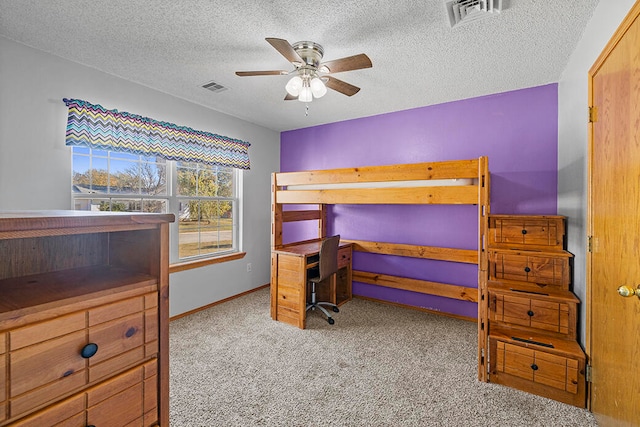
199;200;220;253
142;155;166;164
178;199;200;258
177;164;198;196
177;161;198;169
178;200;234;259
218;168;233;197
73;146;90;155
72;154;91;194
197;167;217;197
110;159;140;194
140;162;167;196
117;199;142;212
143;199;167;213
73;198;94;211
91;157;109;193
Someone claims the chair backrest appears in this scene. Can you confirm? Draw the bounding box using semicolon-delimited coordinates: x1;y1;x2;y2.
317;234;340;282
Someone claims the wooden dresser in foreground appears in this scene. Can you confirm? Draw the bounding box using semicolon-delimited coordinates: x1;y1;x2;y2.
0;211;174;427
486;215;586;407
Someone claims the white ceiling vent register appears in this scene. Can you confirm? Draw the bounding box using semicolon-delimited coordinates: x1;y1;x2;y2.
202;81;228;93
445;0;503;27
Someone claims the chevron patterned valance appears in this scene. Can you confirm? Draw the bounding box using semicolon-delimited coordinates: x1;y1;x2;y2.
63;98;251;170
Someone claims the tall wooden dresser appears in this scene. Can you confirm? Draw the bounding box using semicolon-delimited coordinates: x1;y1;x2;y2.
486;215;586;407
0;211;174;426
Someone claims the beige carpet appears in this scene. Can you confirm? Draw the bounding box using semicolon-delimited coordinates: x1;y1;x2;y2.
169;288;597;426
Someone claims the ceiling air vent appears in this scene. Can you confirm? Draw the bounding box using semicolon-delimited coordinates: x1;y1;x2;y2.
445;0;502;27
202;81;228;93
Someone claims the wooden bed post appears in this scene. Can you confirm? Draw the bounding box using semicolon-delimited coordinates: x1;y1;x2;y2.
319;204;327;239
477;156;490;381
271;173;283;249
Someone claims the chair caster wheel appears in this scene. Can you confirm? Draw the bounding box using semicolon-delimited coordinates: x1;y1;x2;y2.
332;306;340;313
328;317;335;325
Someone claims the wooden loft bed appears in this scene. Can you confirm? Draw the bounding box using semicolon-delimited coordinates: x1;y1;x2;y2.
271;157;490;380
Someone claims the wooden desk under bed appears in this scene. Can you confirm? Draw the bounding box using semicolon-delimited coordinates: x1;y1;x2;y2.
270;239;352;329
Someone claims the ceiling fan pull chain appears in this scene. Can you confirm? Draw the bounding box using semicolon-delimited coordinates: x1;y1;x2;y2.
305;104;309;116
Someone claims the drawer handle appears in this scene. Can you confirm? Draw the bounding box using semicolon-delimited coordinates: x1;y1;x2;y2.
522;229;527;235
524;267;531;273
80;343;99;359
531;364;539;371
527;310;534;317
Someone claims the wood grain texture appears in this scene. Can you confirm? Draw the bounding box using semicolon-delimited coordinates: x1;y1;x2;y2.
0;212;171;426
588;1;640;423
281;209;322;222
347;239;477;264
276;185;479;205
274;159;481;186
353;270;478;302
0;234;108;280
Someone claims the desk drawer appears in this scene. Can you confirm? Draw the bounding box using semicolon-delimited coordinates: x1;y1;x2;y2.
338;246;352;269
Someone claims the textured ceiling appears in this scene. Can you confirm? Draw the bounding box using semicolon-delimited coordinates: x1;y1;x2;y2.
0;0;599;132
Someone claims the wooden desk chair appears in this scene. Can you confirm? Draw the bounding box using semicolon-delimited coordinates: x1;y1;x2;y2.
306;234;341;325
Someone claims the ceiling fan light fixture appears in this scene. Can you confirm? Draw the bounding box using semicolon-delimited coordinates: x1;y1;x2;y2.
310;77;327;98
298;84;313;103
285;75;303;96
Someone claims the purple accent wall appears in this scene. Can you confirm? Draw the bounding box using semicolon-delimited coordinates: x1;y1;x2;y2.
280;84;559;318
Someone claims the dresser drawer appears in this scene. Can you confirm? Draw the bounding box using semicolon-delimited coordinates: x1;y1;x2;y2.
6;292;158;421
489;333;586;407
489;250;571;289
490;289;578;339
488;215;565;250
11;360;158;427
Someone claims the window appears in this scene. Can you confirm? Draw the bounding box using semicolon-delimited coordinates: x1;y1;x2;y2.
72;147;240;263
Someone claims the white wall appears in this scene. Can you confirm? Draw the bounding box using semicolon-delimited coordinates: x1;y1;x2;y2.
558;0;636;345
0;37;280;317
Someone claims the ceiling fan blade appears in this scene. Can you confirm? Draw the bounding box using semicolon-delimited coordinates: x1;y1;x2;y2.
320;54;372;74
325;76;361;96
284;93;297;101
235;70;289;76
266;38;304;65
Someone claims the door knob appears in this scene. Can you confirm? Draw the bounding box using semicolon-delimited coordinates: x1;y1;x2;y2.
617;285;640;299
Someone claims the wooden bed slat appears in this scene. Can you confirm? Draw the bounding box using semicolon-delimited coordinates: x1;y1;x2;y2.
353;271;478;303
276;185;478;205
347;239;478;264
275;159;480;186
282;210;322;222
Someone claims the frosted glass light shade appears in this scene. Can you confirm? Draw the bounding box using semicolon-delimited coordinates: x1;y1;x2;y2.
310;77;327;98
298;86;312;102
285;75;303;96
